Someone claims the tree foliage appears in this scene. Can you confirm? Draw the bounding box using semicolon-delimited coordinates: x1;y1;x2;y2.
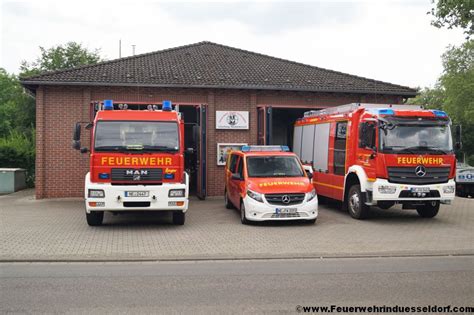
0;68;35;137
1;42;103;188
20;42;102;77
429;0;474;37
409;39;474;164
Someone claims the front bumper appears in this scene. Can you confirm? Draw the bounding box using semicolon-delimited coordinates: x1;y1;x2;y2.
370;178;456;204
84;172;189;213
242;194;318;222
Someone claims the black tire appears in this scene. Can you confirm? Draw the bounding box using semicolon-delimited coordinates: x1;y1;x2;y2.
347;184;370;219
416;201;440;218
172;211;186;225
240;200;250;225
86;211;104;226
224;188;233;209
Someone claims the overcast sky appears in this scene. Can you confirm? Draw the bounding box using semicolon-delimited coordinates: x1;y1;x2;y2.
0;0;465;88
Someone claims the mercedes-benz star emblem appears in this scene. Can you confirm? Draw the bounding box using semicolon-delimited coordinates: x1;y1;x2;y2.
281;195;291;204
415;165;426;177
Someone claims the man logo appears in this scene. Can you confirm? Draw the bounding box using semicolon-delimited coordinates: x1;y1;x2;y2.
281;195;291;204
125;169;149;180
415;165;426;177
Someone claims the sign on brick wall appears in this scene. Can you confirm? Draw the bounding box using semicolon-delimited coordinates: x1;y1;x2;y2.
216;111;249;129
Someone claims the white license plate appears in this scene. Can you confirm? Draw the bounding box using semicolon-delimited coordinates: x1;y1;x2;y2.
125;191;149;197
410;187;430;193
275;208;297;214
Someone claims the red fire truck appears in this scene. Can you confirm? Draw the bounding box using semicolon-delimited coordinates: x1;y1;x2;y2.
73;100;189;226
293;103;460;219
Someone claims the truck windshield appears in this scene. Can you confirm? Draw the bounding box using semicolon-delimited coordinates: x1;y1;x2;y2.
380;123;453;154
246;156;304;177
94;121;179;152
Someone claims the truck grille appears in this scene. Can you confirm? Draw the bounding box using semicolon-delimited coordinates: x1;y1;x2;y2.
111;168;163;182
387;167;450;185
265;193;305;206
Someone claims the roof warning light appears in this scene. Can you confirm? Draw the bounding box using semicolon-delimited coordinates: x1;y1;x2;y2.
162;100;172;111
103;100;114;110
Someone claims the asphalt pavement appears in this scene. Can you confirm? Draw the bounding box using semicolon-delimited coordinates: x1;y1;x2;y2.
1;256;473;314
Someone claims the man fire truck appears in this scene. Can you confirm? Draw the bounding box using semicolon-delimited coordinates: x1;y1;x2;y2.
73;100;189;226
293;103;460;219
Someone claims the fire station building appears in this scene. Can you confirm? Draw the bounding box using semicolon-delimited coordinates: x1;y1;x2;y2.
21;41;416;199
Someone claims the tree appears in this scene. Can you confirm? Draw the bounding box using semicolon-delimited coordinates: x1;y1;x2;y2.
0;68;35;136
429;0;474;38
20;42;102;77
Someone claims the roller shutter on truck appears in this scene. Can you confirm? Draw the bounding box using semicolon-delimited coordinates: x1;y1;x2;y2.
293;122;330;173
313;123;330;172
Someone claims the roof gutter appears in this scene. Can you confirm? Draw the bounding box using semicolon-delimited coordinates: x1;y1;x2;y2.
20;80;418;97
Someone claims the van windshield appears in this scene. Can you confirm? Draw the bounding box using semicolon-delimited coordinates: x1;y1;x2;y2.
246;156;304;177
94;121;179;152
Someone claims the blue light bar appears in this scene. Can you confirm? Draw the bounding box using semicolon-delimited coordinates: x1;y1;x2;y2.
241;145;290;152
379;109;394;115
103;100;114;110
432;110;447;117
162;100;172;111
164;173;175;179
99;173;110;179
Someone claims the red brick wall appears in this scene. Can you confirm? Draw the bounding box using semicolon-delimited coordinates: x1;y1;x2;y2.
35;85;402;198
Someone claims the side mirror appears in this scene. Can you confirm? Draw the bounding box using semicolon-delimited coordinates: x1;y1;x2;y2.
455;125;462;150
72;123;81;150
186;147;195;154
80;147;89;154
302;164;313;179
73;122;81;141
85;122;93;130
231;173;242;181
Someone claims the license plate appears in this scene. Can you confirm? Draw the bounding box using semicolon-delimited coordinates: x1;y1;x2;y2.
275;208;297;214
125;191;149;197
410;187;430;193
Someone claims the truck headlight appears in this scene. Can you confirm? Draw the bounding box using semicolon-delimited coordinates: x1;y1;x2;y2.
443;186;455;194
169;189;185;197
307;188;317;202
247;189;263;202
88;189;105;198
378;185;396;194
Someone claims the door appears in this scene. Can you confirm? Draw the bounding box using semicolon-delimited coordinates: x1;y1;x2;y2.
257;106;273;145
229;156;244;206
357;120;377;180
196;105;207;199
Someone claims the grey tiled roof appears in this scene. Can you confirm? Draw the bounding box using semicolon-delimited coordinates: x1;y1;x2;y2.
21;41;416;96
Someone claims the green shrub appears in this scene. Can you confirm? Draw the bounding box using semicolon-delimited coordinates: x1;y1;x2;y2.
0;130;35;187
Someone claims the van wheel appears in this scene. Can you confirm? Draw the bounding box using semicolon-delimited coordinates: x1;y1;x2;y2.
172;211;186;225
240;201;250;225
347;185;370;219
86;211;104;226
224;188;233;209
416;201;440;218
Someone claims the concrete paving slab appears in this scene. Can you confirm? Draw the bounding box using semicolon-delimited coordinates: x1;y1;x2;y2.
1;189;473;261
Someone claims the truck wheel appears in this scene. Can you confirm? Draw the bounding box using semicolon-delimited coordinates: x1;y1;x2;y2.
86;211;104;226
224;188;233;209
172;211;185;225
240;200;250;225
347;185;370;219
416;201;440;218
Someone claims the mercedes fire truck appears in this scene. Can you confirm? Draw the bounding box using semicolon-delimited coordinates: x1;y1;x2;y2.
293;103;460;219
73;100;189;226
